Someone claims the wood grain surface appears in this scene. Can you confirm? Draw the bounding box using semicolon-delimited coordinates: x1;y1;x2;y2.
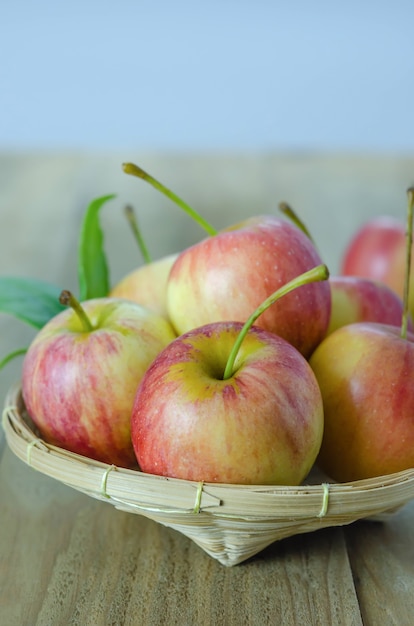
1;153;414;625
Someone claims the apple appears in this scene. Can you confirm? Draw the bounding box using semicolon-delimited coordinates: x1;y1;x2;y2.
109;253;178;318
309;322;414;481
21;292;177;468
341;215;414;316
122;162;331;358
131;265;328;485
309;189;414;482
327;275;412;335
166;216;331;359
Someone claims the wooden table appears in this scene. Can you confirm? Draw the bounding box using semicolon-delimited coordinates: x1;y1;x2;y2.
1;153;414;625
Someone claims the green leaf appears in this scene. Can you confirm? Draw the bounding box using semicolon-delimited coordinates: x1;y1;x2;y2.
78;194;115;301
0;276;66;328
0;347;28;371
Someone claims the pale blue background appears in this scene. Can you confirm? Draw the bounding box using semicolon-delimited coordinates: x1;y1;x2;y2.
1;0;413;152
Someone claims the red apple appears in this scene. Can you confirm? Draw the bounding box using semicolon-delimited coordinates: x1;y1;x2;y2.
132;322;324;485
327;275;411;335
166;215;331;358
121;163;330;358
22;294;176;468
341;216;414;315
109;253;178;318
309;322;414;482
131;265;328;485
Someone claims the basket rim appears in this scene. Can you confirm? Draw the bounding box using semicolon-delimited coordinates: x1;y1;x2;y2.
3;383;414;521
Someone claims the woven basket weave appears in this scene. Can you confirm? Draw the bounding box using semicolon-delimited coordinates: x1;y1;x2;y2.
3;384;414;566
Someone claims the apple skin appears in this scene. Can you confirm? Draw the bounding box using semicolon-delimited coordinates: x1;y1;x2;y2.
22;298;177;468
328;275;412;335
309;322;414;482
166;215;331;359
341;216;414;316
131;321;324;485
109;253;178;318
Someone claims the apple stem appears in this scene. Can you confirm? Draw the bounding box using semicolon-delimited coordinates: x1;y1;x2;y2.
278;201;315;244
59;290;94;332
401;188;414;339
124;204;152;264
222;264;330;380
122;162;218;237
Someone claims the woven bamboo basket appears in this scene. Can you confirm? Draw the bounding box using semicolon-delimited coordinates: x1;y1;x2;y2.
3;384;414;566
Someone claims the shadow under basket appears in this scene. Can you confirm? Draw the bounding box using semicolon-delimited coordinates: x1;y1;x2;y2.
3;384;414;567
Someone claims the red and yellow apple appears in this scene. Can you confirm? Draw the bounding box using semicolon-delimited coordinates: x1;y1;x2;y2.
166;216;331;358
327;275;411;335
22;295;176;468
309;322;414;481
109;253;178;318
132;321;324;485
